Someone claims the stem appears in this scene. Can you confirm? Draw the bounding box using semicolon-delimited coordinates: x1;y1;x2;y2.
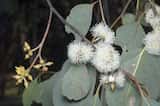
126;48;150;106
27;54;39;71
38;11;52;56
93;83;102;106
127;48;145;94
92;1;98;6
98;0;107;24
124;70;150;106
133;47;145;76
136;0;140;15
27;10;53;72
137;11;145;25
110;0;132;28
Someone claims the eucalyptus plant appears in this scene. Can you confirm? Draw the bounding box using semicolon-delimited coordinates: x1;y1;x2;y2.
13;0;160;106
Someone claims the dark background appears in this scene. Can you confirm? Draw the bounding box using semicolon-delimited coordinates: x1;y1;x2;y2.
0;0;159;106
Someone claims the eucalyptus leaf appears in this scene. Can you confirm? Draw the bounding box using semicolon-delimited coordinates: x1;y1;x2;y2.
52;65;101;106
105;82;159;106
37;76;56;106
122;13;136;25
116;23;145;51
116;22;145;72
135;51;160;100
22;79;41;106
65;4;93;39
62;64;90;101
22;60;71;106
37;60;71;106
119;50;160;102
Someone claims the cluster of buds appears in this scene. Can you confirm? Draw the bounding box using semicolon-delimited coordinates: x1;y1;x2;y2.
23;41;33;59
33;59;53;72
13;66;32;88
14;41;53;88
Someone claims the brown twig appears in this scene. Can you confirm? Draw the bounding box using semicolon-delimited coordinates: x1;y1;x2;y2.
98;0;107;24
110;0;132;28
27;11;53;71
122;70;150;106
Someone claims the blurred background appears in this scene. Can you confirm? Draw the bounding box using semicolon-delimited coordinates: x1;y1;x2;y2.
0;0;159;106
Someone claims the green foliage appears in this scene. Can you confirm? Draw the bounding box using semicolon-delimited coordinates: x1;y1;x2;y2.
22;3;160;105
37;60;71;106
135;52;160;99
65;4;93;39
105;83;160;106
62;64;90;101
22;79;41;106
52;64;101;106
122;13;136;25
116;15;145;70
22;60;71;106
115;13;160;104
116;22;145;51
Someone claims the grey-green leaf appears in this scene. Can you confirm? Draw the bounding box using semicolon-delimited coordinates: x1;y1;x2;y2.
37;60;71;106
135;51;160;100
122;13;136;25
22;79;41;106
53;65;101;106
105;82;159;106
65;4;93;39
120;51;160;102
62;64;90;101
116;23;145;51
22;60;71;106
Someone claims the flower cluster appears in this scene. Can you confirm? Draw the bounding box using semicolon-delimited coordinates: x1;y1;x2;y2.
13;66;32;88
144;4;160;55
67;22;123;89
14;41;54;88
67;22;120;73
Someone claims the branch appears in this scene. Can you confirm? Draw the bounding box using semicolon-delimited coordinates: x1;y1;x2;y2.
98;0;107;24
110;0;132;28
45;0;93;45
123;70;150;106
27;11;53;71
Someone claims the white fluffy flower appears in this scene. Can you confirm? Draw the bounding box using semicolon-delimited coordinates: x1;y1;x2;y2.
149;16;160;32
145;7;160;32
91;22;115;44
115;71;126;88
145;9;155;25
91;43;120;73
67;41;94;64
144;31;160;55
155;4;160;15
